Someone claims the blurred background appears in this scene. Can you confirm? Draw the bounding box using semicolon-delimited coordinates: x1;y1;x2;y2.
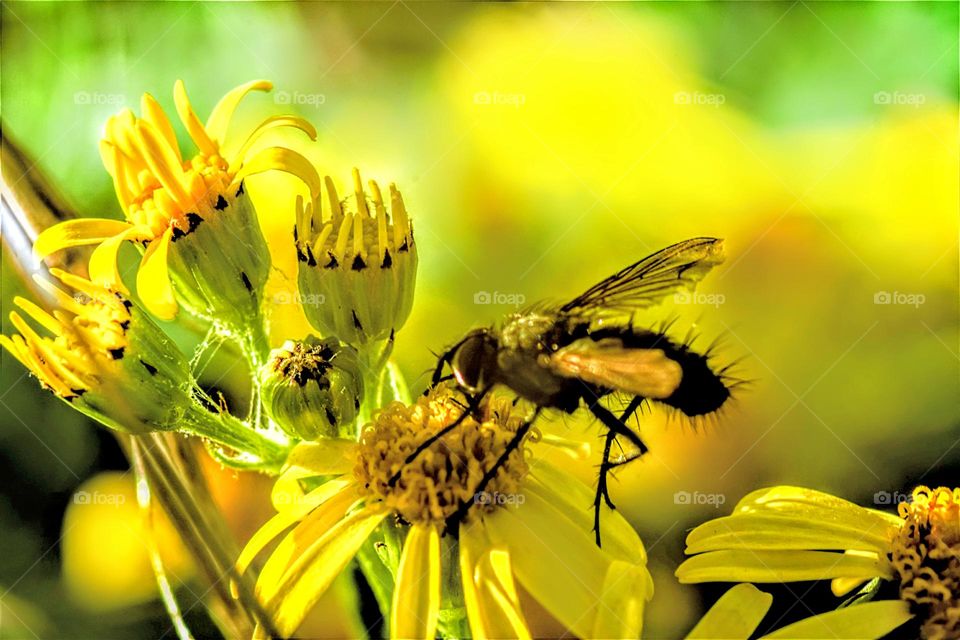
1;2;957;638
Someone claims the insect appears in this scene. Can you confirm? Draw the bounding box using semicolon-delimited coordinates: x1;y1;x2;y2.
393;237;736;545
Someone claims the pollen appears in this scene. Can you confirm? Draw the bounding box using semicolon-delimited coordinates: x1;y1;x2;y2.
890;486;960;640
353;387;535;528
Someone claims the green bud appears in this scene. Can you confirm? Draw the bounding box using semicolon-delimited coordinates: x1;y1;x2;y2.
295;169;417;346
260;337;364;440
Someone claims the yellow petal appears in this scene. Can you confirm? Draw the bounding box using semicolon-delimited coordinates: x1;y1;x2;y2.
229;115;319;169
136;228;177;320
527;463;650;566
684;513;892;555
591;560;651;639
140;93;182;163
236;479;354;584
483;490;611;639
172;80;217;156
133;120;194;212
88;225;153;294
265;504;387;638
832;576;869;597
34;219;133;259
676;549;889;584
256;486;362;604
760;599;912;639
232;146;321;199
734;486;902;529
391;524;441;640
685;584;773;640
459;523;530;640
205;79;273;145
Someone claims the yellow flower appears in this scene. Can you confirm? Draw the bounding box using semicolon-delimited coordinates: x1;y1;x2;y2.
0;268;192;432
237;388;653;638
295;168;417;345
676;485;960;640
34;79;319;321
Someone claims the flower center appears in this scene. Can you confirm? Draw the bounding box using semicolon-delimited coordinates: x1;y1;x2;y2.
353;388;535;527
890;486;960;640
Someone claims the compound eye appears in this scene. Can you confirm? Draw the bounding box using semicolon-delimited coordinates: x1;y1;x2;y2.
452;334;487;391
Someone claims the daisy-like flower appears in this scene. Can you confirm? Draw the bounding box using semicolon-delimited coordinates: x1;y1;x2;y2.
34;79;319;329
0;268;287;462
295;168;417;346
676;485;960;639
237;387;653;638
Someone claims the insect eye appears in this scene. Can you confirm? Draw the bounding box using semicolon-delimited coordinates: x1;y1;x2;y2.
452;334;488;391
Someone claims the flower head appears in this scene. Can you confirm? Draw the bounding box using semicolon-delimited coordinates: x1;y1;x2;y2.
676;485;960;639
260;336;364;441
34;80;319;322
0;269;192;433
237;387;652;638
295;168;417;345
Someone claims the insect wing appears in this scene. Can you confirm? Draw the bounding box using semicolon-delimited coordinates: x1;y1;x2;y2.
559;237;725;318
548;338;682;399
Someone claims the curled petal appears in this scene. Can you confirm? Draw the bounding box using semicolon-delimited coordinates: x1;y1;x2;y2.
34;219;133;259
205;79;273;145
136;228;177;320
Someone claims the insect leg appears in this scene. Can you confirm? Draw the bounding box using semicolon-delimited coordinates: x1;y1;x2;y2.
388;387;489;487
590;397;646;547
445;407;543;531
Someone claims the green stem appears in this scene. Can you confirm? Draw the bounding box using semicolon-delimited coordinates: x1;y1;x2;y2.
178;400;289;472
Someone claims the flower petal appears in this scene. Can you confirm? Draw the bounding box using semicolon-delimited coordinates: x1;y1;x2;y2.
684;513;893;555
173;79;218;156
459;522;530;640
676;549;890;584
760;599;912;639
264;503;387;638
391;524;441;640
136;228;177;320
34;219;133;259
483;490;612;639
591;560;651;639
232;146;321;198
88;225;153;294
685;584;772;640
236;479;354;587
205;79;273;145
734;486;902;529
140;93;182;163
229;115;318;168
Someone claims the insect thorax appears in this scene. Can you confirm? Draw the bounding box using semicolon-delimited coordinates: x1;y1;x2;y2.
499;312;559;352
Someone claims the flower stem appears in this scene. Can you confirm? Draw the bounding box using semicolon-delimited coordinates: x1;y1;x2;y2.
179;399;289;472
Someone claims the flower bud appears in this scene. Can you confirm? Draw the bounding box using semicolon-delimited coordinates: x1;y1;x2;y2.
295;169;417;345
260;336;364;440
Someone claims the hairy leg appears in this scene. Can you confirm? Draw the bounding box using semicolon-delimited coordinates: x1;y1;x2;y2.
590;396;646;547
